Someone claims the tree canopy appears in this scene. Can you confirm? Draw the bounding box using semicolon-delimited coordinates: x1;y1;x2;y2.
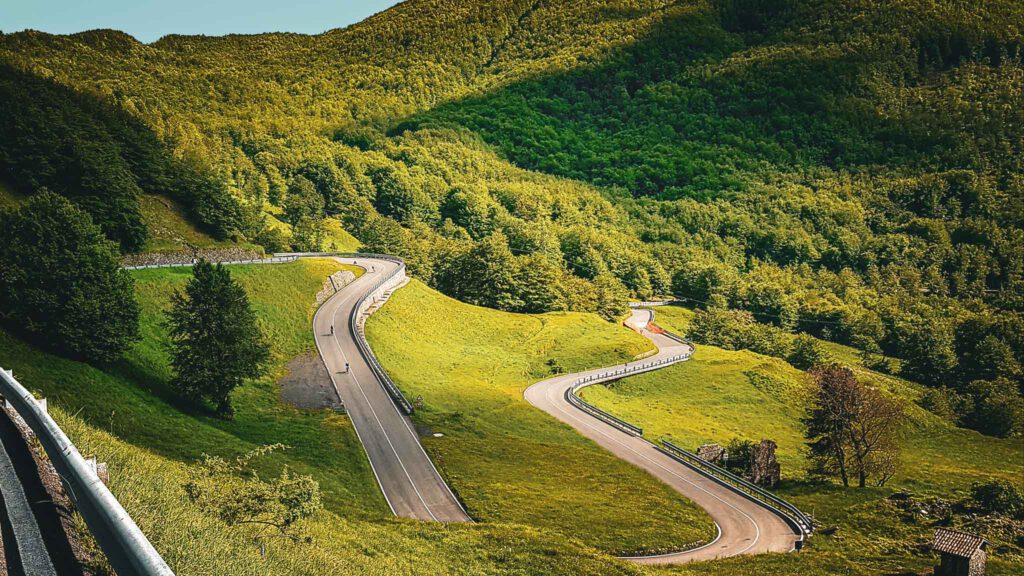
166;261;270;418
0;191;139;362
1;0;1021;434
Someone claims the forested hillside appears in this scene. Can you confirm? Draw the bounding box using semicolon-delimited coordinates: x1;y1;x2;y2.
1;0;1022;436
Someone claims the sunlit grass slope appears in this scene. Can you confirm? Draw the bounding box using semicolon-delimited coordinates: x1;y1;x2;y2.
1;190;248;254
54;404;670;576
322;218;361;252
365;280;717;556
137;194;240;252
583;306;1024;576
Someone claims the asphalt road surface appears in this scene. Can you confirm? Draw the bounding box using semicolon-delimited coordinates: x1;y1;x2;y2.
0;409;64;575
525;308;798;563
313;257;470;522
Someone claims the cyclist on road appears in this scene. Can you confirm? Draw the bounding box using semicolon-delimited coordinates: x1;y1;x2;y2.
330;325;334;336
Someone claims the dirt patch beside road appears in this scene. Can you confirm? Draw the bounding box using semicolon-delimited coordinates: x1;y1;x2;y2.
279;354;340;410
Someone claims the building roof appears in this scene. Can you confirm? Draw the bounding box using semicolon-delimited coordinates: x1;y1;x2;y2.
933;528;987;558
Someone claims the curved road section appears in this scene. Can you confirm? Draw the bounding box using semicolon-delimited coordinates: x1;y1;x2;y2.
314;256;795;561
313;257;470;522
524;308;798;563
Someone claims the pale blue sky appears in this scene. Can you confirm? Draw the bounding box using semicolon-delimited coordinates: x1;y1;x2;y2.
0;1;403;43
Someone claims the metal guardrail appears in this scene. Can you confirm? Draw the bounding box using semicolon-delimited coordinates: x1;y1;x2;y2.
277;252;416;414
345;258;416;415
629;300;681;308
127;251;417;416
0;369;174;575
565;306;695;437
272;251;415;414
566;351;693;436
566;304;812;543
657;440;813;540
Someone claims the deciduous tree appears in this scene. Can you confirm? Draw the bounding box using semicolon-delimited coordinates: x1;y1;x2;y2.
185;444;322;543
0;191;139;362
803;365;903;487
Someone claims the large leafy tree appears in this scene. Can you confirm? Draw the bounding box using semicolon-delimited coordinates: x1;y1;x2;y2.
803;365;903;488
0;191;140;362
166;261;270;418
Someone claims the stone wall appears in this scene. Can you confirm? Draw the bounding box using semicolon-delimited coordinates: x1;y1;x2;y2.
696;443;728;465
315;271;357;306
121;247;264;268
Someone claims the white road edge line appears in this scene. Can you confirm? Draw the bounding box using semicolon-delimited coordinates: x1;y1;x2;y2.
348;259;472;522
327;262;438;521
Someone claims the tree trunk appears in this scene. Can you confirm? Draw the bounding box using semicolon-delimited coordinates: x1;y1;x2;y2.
216;397;235;420
836;445;849;487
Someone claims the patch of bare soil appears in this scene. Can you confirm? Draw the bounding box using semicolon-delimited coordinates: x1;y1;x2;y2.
279;354;341;410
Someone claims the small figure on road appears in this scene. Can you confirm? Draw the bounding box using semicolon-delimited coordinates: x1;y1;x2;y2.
371;265;375;272
345;362;350;373
330;325;334;336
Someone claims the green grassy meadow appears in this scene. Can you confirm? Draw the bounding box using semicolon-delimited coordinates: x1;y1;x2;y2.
56;403;665;576
582;305;1024;575
365;280;717;556
3;257;1016;575
0;259;384;516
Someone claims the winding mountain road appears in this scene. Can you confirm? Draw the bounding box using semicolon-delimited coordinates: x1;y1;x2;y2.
313;257;470;522
524;309;798;563
313;255;799;562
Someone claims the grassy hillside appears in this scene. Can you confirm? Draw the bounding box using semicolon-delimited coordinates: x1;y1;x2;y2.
365;280;716;555
0;0;1021;570
55;402;663;576
0;261;714;574
0;259;385;515
137;194;239;252
582;306;1024;575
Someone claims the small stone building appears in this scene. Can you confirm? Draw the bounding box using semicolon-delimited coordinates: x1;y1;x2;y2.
749;439;780;487
933;528;987;576
696;443;727;465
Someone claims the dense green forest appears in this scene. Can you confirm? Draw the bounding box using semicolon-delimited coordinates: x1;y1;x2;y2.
0;64;241;250
1;0;1022;436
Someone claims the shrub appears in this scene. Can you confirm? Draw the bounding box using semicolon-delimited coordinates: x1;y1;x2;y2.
917;387;971;424
185;444;323;542
788;333;831;370
725;438;755;476
689;306;791;358
963;378;1024;438
971;480;1024;519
